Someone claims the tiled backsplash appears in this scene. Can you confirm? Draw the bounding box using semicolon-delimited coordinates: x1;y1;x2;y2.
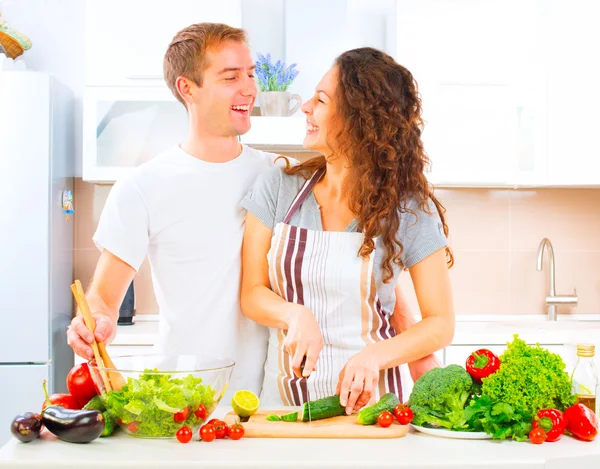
73;160;600;317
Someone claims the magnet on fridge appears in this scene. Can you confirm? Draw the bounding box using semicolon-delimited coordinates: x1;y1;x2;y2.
62;190;74;222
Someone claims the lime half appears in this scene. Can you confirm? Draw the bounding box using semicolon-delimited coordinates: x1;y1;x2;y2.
232;390;260;418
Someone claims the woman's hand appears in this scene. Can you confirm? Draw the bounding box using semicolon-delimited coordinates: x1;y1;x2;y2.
336;345;380;414
284;304;323;378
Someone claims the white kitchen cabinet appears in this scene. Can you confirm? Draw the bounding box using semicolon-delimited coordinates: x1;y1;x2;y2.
85;0;242;87
396;0;546;187
543;0;600;187
83;86;187;183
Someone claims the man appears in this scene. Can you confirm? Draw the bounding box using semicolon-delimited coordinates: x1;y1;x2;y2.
67;23;279;395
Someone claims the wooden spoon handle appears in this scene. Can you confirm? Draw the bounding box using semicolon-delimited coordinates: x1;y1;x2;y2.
70;281;112;392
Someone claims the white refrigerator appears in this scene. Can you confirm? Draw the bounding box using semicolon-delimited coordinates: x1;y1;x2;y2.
0;71;74;446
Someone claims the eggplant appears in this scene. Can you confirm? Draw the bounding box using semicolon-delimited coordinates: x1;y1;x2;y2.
11;412;43;443
41;406;105;443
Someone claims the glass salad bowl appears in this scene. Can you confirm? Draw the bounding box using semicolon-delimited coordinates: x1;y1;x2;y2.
88;354;234;438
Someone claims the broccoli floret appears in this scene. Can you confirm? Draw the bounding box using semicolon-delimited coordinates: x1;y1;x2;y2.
408;364;475;430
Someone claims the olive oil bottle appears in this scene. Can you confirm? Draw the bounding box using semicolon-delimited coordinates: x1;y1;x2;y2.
571;344;599;415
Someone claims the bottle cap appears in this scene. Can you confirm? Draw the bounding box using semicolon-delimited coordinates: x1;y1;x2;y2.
576;344;595;357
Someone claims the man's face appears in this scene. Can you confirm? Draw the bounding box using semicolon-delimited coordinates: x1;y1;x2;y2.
192;40;257;137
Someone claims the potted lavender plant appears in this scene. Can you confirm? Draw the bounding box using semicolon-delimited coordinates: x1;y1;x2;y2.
255;53;302;117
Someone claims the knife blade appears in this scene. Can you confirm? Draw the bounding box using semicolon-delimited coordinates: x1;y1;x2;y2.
300;356;312;424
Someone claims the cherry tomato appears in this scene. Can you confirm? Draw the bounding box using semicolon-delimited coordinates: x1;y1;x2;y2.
377;411;394;428
228;423;245;440
176;426;193;443
194;404;207;420
200;424;216;442
174;407;189;423
213;420;227;439
207;418;221;426
127;421;140;433
393;404;414;425
529;427;547;444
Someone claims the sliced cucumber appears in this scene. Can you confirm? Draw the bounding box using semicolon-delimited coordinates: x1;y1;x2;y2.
266;414;281;422
280;411;298;422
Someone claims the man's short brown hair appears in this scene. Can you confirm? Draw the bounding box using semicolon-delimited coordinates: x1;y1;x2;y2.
163;23;248;105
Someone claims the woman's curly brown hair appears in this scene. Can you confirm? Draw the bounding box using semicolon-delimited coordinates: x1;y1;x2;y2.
282;47;453;283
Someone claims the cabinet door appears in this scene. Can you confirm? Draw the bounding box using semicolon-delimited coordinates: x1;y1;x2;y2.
544;0;600;186
396;0;546;187
83;86;187;182
85;0;242;87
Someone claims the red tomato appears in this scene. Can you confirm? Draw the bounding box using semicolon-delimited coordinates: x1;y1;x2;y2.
127;421;140;433
200;424;216;442
194;404;207;420
213;420;227;439
66;363;98;407
393;404;414;425
228;423;244;440
207;418;221;426
176;426;193;443
377;411;394;428
174;407;189;423
529;427;547;444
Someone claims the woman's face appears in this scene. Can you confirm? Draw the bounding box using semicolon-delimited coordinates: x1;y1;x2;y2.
301;66;340;155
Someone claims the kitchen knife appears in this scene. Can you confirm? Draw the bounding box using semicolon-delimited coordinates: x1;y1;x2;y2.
300;356;312;424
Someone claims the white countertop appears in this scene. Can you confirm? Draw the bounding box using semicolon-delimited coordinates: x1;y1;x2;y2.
1;407;598;469
111;315;600;347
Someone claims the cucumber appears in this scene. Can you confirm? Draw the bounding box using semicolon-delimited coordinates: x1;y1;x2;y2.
281;411;298;422
301;395;346;422
83;395;106;412
266;414;281;422
356;393;400;425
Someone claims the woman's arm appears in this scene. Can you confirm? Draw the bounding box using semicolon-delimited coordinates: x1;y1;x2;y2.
391;282;443;382
338;248;454;411
241;212;323;377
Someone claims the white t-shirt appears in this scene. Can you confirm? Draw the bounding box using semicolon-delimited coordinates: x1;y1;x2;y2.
93;144;282;396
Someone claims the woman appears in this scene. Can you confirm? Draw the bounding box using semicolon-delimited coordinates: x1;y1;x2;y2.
240;47;454;414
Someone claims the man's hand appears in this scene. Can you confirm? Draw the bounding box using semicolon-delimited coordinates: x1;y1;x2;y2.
408;353;442;383
67;313;116;360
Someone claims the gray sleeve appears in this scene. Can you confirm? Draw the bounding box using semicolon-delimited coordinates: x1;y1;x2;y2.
240;166;283;229
400;197;448;268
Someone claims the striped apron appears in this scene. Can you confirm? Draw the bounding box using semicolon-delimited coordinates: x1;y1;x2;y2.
261;167;402;407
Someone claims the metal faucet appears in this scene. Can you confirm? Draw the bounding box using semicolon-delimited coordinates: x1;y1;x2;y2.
536;238;578;320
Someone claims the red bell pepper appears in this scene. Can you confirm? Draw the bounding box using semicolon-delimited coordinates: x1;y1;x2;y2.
465;349;500;383
532;408;566;442
564;404;599;441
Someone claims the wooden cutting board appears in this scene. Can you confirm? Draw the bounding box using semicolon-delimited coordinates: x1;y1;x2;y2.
223;409;409;439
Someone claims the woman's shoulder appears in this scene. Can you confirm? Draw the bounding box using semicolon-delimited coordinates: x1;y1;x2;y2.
250;162;307;199
399;195;440;219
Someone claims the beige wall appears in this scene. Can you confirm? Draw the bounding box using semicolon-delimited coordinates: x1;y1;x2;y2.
73;169;600;317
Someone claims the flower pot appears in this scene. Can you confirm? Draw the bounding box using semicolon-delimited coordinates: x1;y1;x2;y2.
258;91;302;117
